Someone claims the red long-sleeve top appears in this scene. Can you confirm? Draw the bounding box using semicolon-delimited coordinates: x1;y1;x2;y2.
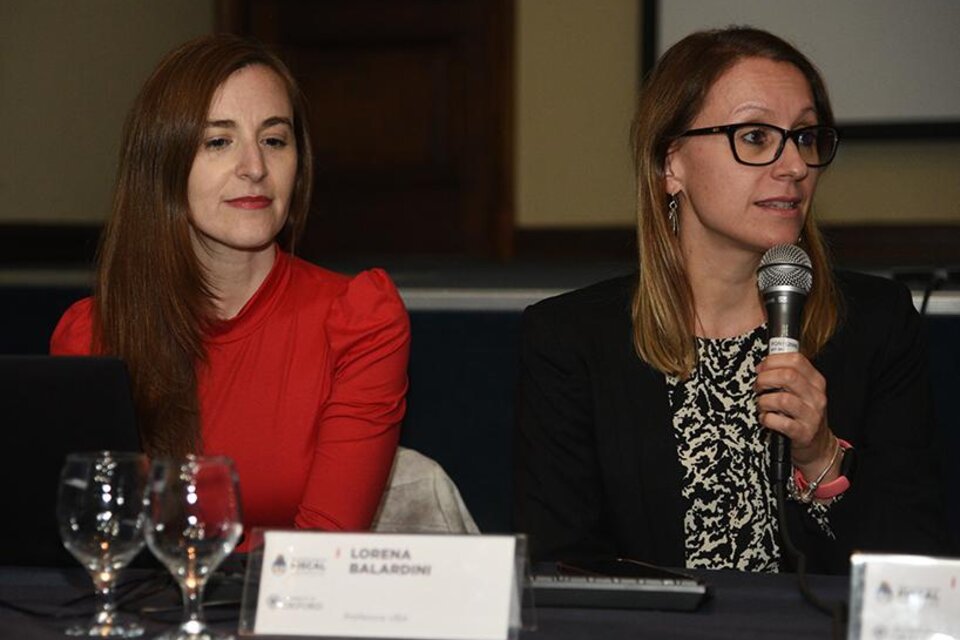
50;249;410;533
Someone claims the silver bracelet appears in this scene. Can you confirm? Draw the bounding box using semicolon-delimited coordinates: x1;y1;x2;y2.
798;436;843;503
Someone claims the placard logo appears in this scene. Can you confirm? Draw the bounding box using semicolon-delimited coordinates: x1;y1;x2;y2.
266;594;324;611
876;581;893;603
290;557;327;574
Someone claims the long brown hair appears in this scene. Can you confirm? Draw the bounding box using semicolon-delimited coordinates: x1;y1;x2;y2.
94;34;314;455
631;27;841;377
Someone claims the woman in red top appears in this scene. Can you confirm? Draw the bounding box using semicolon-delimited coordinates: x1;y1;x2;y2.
51;35;410;533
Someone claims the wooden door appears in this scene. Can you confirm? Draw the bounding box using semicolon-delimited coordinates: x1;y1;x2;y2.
218;0;515;258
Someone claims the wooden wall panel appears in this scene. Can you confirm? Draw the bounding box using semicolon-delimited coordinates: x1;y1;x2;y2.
219;0;514;258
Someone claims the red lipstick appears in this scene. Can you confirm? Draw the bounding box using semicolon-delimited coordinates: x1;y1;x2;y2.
226;196;272;209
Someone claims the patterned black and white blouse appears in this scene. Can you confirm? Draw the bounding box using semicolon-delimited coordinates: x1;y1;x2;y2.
665;325;834;573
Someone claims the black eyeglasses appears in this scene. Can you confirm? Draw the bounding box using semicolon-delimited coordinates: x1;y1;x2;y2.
679;123;839;168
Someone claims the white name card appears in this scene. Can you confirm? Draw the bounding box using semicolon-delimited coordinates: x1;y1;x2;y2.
849;553;960;640
239;530;521;640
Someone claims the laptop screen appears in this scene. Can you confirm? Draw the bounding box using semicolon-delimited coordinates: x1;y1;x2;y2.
0;356;141;567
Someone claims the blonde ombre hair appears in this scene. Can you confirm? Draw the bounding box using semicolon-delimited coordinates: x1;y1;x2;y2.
631;27;841;377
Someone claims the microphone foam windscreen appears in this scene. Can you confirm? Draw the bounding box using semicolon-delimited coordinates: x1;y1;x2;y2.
757;244;813;295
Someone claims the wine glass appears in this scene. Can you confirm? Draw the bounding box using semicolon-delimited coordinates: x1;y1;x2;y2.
57;451;149;637
144;455;243;640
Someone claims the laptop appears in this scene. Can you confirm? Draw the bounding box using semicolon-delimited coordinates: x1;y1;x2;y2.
0;356;141;567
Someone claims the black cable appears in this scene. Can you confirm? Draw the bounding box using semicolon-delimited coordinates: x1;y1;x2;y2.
135;572;245;621
137;597;242;622
772;433;848;639
0;568;244;622
0;598;86;620
117;573;177;613
0;572;169;620
57;571;171;610
919;269;947;316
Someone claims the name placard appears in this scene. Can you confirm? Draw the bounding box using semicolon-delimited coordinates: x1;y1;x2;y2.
239;530;521;640
849;553;960;640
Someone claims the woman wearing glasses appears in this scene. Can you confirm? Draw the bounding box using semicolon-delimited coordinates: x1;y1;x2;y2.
516;27;949;573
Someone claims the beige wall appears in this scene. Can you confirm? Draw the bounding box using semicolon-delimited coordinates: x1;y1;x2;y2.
515;0;639;228
816;140;960;224
514;0;960;228
2;1;957;229
0;0;213;224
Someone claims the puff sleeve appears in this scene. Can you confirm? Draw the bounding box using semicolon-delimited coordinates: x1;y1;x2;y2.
293;269;411;531
50;298;96;355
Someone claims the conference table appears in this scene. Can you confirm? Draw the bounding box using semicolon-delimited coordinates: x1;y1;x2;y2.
0;563;850;639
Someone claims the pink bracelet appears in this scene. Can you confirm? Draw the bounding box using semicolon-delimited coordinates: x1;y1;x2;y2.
793;438;853;502
808;473;850;499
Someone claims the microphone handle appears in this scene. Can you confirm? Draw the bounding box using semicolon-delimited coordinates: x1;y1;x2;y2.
763;289;805;353
771;433;791;485
762;288;805;484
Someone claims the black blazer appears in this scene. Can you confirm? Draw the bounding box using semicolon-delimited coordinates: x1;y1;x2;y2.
515;270;951;574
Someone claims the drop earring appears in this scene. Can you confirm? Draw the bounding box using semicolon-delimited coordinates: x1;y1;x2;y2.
667;194;679;235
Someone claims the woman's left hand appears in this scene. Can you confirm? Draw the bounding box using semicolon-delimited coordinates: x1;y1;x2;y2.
755;352;836;478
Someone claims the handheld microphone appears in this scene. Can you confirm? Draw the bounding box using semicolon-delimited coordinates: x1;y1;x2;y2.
757;244;813;484
758;244;813;353
758;246;837;607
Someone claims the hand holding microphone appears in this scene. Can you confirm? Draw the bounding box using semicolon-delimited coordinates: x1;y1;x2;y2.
755;245;835;482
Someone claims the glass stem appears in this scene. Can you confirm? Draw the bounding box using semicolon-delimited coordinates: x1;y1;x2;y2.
180;577;208;633
91;571;117;623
